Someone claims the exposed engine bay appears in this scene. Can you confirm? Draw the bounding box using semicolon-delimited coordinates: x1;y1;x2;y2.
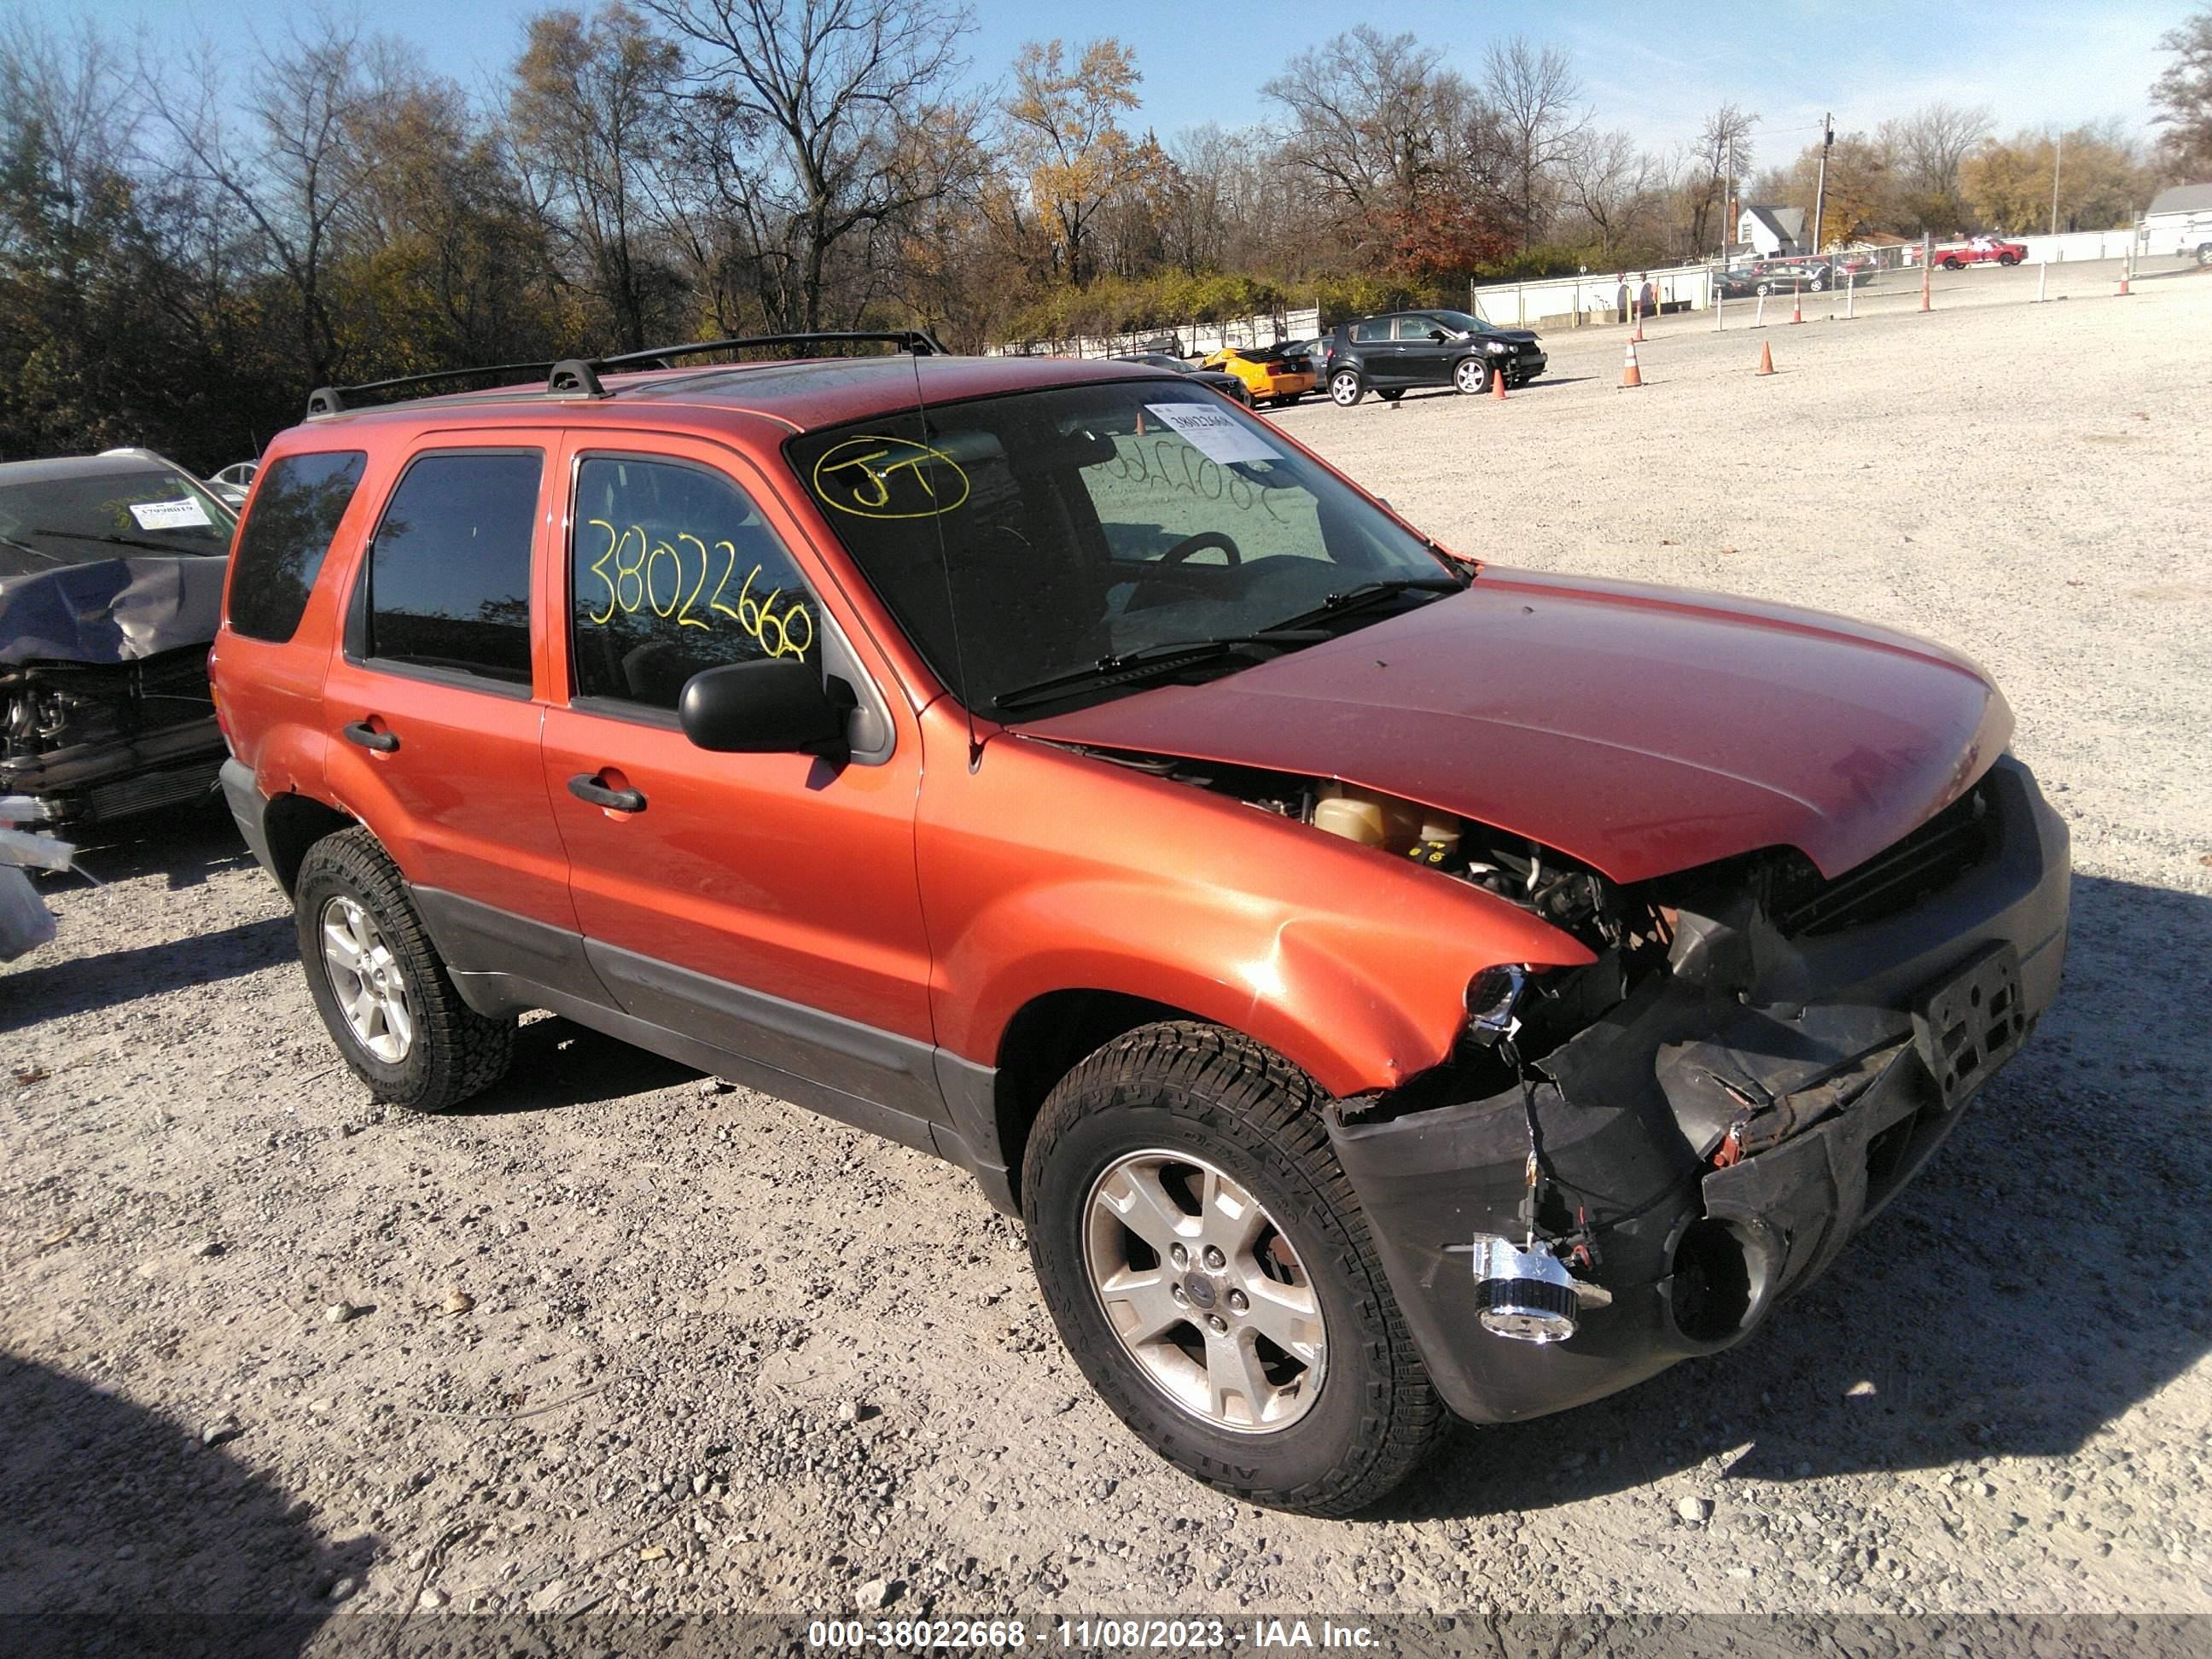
0;647;224;827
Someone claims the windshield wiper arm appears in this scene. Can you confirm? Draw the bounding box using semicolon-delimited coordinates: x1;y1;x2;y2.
24;527;212;556
992;629;1329;714
1262;575;1466;634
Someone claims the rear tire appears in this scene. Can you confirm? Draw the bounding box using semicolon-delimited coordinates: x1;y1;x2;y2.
1022;1022;1447;1516
294;828;515;1113
2197;243;2211;268
1329;370;1365;407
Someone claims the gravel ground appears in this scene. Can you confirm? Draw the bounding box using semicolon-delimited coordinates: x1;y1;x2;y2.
3;266;2209;1638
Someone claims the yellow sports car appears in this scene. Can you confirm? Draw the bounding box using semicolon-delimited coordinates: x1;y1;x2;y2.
1201;345;1316;407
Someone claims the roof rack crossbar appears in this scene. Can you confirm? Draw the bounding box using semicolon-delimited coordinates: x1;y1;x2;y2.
595;329;946;370
300;330;952;420
305;359;558;418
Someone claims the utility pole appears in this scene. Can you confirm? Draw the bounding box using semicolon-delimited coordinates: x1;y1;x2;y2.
1811;113;1834;258
1725;135;1735;260
2050;128;2064;235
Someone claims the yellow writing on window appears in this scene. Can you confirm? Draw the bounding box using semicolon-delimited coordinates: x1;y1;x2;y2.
582;519;812;660
811;435;970;520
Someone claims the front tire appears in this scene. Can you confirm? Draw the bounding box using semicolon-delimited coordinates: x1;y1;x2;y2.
294;828;515;1112
2197;242;2211;268
1329;370;1365;407
1998;253;2018;266
1453;356;1492;395
1022;1023;1447;1516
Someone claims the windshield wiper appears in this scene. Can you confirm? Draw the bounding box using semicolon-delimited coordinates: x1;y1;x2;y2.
1261;575;1467;634
24;527;218;556
992;629;1329;714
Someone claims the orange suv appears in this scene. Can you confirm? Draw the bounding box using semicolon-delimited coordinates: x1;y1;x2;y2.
212;334;2069;1516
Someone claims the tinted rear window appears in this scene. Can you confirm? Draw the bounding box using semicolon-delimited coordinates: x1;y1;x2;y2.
363;451;541;685
226;451;367;642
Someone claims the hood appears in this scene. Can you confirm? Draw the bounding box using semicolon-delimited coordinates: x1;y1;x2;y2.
0;556;228;667
1018;568;2011;885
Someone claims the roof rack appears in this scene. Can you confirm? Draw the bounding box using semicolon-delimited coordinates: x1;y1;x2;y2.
306;361;557;417
304;329;948;420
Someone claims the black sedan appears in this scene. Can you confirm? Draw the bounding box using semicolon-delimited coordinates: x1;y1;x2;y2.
1109;352;1253;406
1321;311;1544;405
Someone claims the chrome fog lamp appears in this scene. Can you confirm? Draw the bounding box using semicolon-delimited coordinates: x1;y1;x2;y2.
1472;1236;1596;1344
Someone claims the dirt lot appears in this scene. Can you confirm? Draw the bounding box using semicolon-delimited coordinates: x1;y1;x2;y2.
4;268;2210;1638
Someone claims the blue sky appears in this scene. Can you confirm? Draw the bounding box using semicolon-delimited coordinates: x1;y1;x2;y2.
30;0;2192;160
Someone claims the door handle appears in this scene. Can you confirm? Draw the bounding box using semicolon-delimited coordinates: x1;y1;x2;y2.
341;720;399;753
568;772;646;813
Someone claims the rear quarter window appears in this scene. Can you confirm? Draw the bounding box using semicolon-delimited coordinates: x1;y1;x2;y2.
227;451;369;643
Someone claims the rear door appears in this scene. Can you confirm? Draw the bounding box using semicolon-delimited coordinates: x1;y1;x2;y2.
1349;316;1401;384
320;437;581;969
538;434;942;1145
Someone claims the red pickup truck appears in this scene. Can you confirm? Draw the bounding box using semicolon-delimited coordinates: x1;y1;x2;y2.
1930;238;2027;269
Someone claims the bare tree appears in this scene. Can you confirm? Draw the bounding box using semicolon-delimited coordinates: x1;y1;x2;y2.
1481;35;1586;250
642;0;975;331
1263;26;1505;265
1680;102;1755;255
511;4;682;352
140;16;373;387
1559;128;1652;260
2152;8;2212;180
1879;100;1993;228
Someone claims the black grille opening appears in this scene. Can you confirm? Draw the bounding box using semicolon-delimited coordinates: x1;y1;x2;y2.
1768;782;1993;938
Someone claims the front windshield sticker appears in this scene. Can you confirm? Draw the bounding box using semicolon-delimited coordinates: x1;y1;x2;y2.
810;435;970;520
1143;403;1279;466
130;497;213;531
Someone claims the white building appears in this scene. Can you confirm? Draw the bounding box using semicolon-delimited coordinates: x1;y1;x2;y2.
2138;183;2212;259
1737;205;1807;257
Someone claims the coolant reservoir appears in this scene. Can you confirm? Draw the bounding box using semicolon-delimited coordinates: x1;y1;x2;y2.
1313;783;1424;851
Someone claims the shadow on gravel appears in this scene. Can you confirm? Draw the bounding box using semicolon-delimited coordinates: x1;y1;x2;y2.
0;1348;376;1641
450;1015;697;1117
1381;870;2212;1522
56;798;251;892
0;916;294;1033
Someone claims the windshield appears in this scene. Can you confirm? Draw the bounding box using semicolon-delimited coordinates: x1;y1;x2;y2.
1422;311;1494;336
0;467;236;575
788;381;1461;717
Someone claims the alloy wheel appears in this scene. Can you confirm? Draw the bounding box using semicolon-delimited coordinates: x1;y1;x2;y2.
1456;358;1487;394
1083;1149;1327;1433
319;894;414;1063
1330;372;1360;405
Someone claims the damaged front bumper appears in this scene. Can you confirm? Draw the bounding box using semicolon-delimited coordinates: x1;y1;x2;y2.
1327;754;2069;1424
0;650;225;829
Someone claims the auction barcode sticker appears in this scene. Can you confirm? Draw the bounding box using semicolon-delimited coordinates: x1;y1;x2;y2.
130;498;212;531
1144;403;1278;465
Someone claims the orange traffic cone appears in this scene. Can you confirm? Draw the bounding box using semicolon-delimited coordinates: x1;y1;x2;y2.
1620;340;1643;389
1491;364;1508;402
2119;270;2133;296
1757;341;1776;376
1631;301;1644;343
1790;285;1804;324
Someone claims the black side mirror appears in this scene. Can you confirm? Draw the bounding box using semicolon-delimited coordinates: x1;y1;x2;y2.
679;658;853;760
1428;329;1447;341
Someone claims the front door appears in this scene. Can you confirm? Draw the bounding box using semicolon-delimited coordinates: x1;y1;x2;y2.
537;436;941;1144
1394;315;1456;386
